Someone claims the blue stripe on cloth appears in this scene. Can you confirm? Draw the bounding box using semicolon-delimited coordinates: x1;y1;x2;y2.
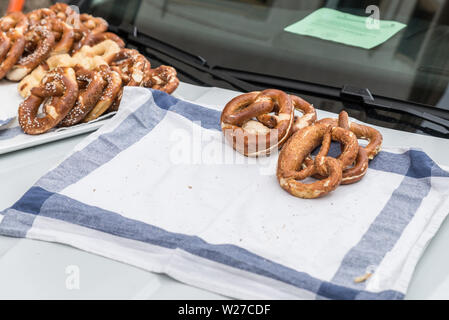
152;90;222;131
317;175;431;299
0;187;404;300
318;143;449;178
0;209;36;238
0;126;22;141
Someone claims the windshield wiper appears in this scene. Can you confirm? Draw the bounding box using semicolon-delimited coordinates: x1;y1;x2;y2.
216;67;449;128
113;23;449;136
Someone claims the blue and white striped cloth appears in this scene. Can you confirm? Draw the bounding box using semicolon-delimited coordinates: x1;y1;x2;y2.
1;87;449;300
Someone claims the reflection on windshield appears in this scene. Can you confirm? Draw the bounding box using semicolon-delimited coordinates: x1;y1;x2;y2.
437;85;449;109
90;0;449;109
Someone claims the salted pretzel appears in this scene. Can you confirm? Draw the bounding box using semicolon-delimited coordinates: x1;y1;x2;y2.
221;89;295;157
0;12;28;79
0;11;29;34
83;65;122;123
47;19;76;55
7;25;56;81
317;112;383;160
74;39;121;64
71;14;108;52
18;53;107;97
278;124;342;199
110;48;150;86
27;8;56;26
18;67;78;135
18;40;119;97
59;66;106;127
277;122;359;199
144;65;179;94
50;3;77;21
80;14;108;34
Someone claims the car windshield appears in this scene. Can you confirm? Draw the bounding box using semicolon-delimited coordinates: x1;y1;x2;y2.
83;0;449;110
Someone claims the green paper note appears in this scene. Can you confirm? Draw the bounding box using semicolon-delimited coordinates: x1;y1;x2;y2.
284;8;406;50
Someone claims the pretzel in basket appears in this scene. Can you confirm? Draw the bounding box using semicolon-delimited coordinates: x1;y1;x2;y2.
7;25;56;81
18;67;78;135
221;89;295;157
277;122;359;199
144;65;179;94
83;65;122;123
0;12;28;79
59;66;106;127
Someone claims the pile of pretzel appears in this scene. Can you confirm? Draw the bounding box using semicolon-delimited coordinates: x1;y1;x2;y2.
221;89;383;199
0;3;179;135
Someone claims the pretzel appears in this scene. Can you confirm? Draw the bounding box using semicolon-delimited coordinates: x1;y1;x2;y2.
30;5;77;56
144;65;179;94
0;12;28;79
311;112;382;185
49;3;77;22
317;112;383;160
27;8;56;27
18;44;113;98
110;48;150;86
29;7;77;56
47;19;75;55
0;32;10;60
71;14;108;53
59;66;106;127
74;39;121;64
7;25;56;81
0;12;29;35
80;14;108;35
277;124;344;199
83;65;122;123
18;67;78;135
221;89;294;157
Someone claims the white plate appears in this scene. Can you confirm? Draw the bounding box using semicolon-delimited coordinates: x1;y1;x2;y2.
0;81;114;155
